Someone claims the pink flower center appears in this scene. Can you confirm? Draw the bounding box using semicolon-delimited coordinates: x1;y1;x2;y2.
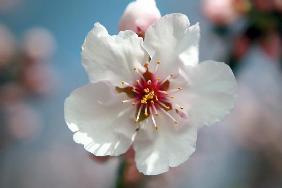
116;63;186;130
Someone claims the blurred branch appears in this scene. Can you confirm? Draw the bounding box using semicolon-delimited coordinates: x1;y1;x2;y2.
115;158;127;188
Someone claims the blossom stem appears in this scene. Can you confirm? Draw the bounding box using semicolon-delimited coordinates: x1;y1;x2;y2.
114;157;146;188
115;158;127;188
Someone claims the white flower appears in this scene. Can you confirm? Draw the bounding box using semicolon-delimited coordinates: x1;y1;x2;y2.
119;0;161;37
64;13;237;175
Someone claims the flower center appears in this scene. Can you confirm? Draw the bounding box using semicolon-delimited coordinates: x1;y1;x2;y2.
141;89;154;104
116;62;186;130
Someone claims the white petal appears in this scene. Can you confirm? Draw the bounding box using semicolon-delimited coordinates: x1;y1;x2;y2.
82;23;147;85
177;61;237;128
178;23;200;66
64;81;136;156
144;13;200;77
133;112;197;175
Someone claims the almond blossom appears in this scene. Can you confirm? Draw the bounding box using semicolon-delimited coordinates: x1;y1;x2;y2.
64;13;237;175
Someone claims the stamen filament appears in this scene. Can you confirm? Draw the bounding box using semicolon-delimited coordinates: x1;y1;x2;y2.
150;102;158;115
133;68;145;80
148;107;158;130
154;61;160;73
176;104;184;110
158;101;171;110
175;108;189;119
158;90;169;95
122;99;135;103
135;105;143;122
160;74;173;85
132;88;141;94
155;95;159;101
151;114;158;130
160;108;178;124
121;81;133;87
168;87;183;94
144;105;149;116
136;80;142;87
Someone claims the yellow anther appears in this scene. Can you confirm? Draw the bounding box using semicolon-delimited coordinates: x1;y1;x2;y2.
141;90;155;104
144;107;148;116
141;99;147;103
159;101;170;110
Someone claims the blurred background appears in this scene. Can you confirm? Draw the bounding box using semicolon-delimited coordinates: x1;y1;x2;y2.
0;0;281;188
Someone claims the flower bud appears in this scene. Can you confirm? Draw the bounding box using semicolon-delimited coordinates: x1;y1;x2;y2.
119;0;161;37
260;32;281;60
252;0;275;12
0;25;16;66
22;28;56;61
20;63;56;96
5;102;42;140
0;0;22;13
202;0;239;25
274;0;282;12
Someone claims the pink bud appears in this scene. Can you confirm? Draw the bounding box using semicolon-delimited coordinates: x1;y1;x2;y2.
22;28;56;61
0;0;22;13
119;0;161;37
260;32;281;60
274;0;282;12
5;102;42;140
0;25;16;66
253;0;275;12
233;36;250;59
202;0;239;25
20;63;56;96
0;83;24;105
